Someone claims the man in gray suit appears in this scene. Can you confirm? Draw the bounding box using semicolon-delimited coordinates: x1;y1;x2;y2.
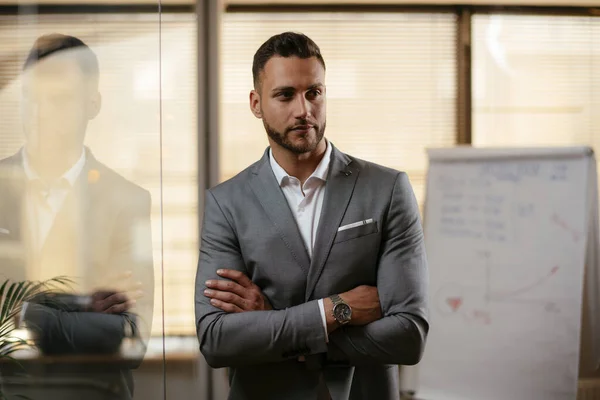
195;32;429;400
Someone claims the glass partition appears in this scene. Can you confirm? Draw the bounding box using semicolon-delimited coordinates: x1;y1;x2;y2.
0;4;201;400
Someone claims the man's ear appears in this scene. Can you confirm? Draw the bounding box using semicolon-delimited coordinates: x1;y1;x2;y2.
87;91;101;120
249;89;262;119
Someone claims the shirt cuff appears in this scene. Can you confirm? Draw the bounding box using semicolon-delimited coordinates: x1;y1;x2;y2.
318;298;329;343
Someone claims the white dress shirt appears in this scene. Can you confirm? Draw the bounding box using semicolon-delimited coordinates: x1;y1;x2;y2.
269;140;332;341
19;148;86;325
22;148;86;253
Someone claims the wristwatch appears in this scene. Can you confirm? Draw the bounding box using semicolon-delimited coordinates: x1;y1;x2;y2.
330;294;352;325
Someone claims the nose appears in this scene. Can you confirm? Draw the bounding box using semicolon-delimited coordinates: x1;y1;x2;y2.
25;98;55;118
293;94;310;120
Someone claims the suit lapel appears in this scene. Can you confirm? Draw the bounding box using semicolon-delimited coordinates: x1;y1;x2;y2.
72;150;97;234
305;146;359;300
249;150;311;274
39;149;100;270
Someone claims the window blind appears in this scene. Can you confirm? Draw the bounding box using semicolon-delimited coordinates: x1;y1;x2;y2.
472;14;600;149
0;13;198;335
220;12;457;208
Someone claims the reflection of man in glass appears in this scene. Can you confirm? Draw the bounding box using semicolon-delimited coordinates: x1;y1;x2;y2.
0;34;154;399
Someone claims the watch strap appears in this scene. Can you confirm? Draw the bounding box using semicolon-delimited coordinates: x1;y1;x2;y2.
330;294;344;306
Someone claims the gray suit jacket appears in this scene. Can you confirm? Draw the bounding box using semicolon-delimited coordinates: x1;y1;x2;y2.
195;143;429;400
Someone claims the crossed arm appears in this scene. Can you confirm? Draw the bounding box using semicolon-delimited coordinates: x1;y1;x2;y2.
195;172;429;368
195;190;329;368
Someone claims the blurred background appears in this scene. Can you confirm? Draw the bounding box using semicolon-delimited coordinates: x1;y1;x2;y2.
0;0;598;399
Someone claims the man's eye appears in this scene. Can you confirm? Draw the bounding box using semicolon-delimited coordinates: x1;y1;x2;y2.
307;89;322;98
277;91;294;99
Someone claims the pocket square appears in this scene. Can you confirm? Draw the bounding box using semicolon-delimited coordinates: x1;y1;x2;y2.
338;219;374;232
0;228;9;235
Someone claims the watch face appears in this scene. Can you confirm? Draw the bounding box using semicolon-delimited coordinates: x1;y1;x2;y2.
333;303;352;323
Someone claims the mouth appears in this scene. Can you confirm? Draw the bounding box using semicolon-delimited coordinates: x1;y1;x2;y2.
290;125;313;132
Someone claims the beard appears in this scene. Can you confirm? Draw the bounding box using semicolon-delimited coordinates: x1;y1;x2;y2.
263;118;326;155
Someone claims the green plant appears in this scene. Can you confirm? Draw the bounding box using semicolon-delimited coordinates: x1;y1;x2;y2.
0;277;72;360
0;277;72;400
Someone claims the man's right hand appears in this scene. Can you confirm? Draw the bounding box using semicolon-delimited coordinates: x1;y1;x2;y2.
324;285;382;334
89;290;136;314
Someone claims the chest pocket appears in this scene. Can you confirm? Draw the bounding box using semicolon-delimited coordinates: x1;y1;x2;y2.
333;220;378;244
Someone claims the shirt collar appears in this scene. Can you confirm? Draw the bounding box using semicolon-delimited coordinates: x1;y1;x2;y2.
269;139;332;187
22;147;87;187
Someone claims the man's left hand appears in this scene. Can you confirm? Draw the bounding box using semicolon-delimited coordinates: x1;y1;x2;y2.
204;269;272;313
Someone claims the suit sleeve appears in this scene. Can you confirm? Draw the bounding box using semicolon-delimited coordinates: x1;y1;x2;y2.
24;300;128;355
195;190;328;368
326;172;429;366
106;188;154;363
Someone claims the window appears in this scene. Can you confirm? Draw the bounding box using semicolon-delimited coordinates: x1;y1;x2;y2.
0;13;198;335
472;14;600;149
220;12;457;208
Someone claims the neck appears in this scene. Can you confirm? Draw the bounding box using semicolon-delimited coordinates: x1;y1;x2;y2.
270;139;327;184
25;148;83;181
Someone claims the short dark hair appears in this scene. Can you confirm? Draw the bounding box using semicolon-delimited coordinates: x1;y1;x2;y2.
252;32;325;89
23;33;99;82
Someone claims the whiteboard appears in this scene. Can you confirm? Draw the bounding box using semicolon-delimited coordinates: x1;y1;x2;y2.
417;146;596;400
